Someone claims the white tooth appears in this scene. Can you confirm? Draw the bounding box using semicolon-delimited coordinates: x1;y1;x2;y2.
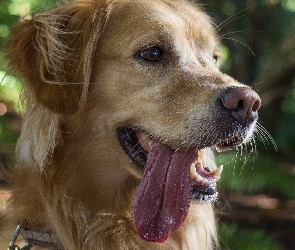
201;179;208;185
212;165;224;177
215;145;222;153
190;163;197;177
198;158;203;166
196;175;204;183
190;162;199;179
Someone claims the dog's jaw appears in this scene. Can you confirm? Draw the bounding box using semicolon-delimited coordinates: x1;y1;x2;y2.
117;127;224;242
117;128;223;199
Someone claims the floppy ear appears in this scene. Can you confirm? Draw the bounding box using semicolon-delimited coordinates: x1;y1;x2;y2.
6;2;108;114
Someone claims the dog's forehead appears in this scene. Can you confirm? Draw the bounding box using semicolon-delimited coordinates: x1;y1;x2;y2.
99;0;217;53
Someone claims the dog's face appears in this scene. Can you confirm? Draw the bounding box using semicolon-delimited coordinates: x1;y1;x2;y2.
80;0;260;242
8;0;261;245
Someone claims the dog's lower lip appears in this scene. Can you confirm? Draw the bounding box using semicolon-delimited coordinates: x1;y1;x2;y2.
191;184;218;201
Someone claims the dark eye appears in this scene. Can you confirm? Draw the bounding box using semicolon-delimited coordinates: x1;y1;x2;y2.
213;52;219;64
213;55;218;63
139;47;162;61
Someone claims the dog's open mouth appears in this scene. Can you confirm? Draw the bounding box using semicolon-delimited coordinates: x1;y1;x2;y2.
118;128;230;243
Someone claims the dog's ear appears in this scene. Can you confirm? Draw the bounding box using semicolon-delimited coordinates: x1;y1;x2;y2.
6;3;108;114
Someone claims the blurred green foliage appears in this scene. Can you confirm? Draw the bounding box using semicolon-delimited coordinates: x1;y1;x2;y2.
0;0;56;151
0;0;295;249
219;222;284;250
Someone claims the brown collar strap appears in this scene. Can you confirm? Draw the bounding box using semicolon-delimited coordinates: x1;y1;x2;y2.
9;221;63;250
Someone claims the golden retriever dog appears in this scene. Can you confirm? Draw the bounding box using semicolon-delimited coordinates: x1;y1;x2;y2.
2;0;261;249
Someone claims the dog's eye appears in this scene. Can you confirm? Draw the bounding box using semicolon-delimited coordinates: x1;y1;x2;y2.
213;54;218;64
213;51;219;64
139;47;162;61
213;56;218;63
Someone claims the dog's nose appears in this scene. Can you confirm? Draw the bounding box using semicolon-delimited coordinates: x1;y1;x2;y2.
220;87;261;123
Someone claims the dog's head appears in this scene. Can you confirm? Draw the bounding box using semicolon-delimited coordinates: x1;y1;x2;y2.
7;0;260;244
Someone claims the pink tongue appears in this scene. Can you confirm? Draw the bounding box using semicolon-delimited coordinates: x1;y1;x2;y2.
132;142;196;243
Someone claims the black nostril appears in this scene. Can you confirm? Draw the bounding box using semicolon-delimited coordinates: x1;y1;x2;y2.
237;100;244;109
220;87;261;123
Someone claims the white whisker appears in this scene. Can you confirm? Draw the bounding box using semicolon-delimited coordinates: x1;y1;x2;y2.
222;37;255;56
217;14;245;32
255;122;277;151
217;4;258;32
218;30;255;40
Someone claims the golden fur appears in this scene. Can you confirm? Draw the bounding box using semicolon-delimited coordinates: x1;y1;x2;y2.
1;0;260;249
